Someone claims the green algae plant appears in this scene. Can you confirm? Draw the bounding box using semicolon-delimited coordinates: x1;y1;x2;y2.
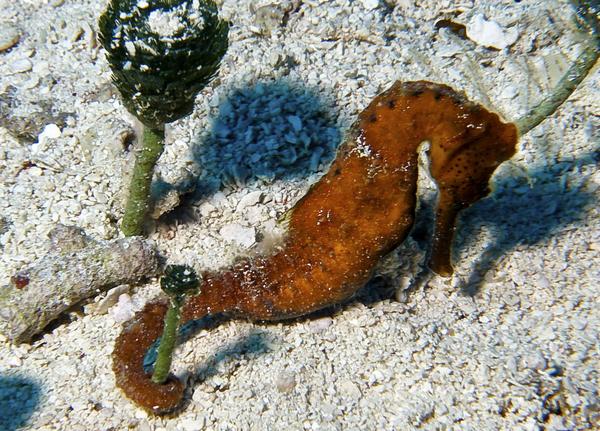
151;265;199;385
99;0;229;236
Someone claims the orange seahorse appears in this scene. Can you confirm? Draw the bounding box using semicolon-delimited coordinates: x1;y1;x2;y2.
113;81;517;414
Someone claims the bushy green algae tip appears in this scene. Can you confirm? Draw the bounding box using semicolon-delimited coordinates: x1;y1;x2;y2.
98;0;229;129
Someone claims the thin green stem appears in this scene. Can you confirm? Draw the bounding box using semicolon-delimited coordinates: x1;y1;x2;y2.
151;296;182;384
515;39;599;136
515;0;599;136
121;126;165;237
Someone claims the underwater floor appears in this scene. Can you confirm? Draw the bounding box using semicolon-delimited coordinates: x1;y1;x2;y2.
0;0;598;430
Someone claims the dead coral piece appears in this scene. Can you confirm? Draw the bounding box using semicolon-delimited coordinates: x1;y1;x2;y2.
0;225;161;344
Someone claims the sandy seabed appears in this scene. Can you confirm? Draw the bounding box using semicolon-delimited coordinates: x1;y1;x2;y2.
0;0;598;430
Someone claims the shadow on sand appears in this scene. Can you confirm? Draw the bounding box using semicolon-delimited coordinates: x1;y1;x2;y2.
453;150;598;296
154;79;341;226
0;375;41;431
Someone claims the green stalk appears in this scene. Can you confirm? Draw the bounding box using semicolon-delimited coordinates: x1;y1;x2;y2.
515;39;599;136
151;265;199;385
151;296;182;384
516;0;599;135
121;127;165;237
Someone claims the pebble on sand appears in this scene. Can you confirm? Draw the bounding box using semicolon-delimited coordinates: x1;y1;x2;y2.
0;25;20;52
466;14;519;50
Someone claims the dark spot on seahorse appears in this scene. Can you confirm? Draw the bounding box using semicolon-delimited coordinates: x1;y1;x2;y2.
449;94;465;106
410;89;424;97
334;168;342;176
260;297;276;315
434;91;443;100
369;113;377;123
387;99;396;109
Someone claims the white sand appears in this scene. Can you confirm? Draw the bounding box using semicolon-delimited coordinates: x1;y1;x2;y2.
0;0;598;430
